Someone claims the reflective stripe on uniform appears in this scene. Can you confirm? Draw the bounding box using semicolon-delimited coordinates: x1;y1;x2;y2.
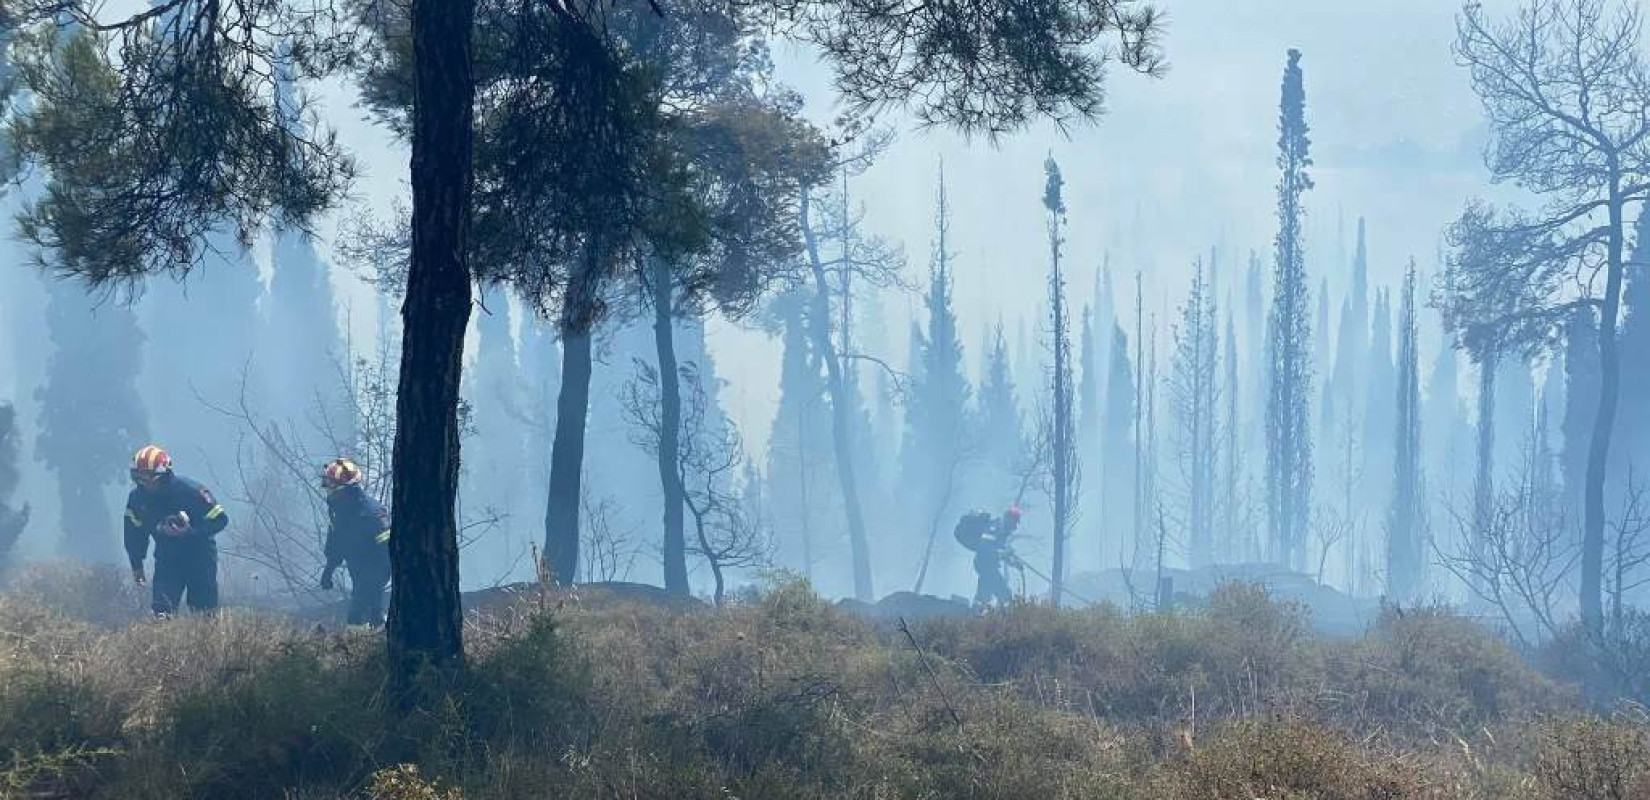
125;510;142;527
204;505;226;521
375;529;391;545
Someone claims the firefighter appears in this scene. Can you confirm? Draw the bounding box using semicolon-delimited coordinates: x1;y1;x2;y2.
124;445;229;617
957;504;1021;609
319;458;391;626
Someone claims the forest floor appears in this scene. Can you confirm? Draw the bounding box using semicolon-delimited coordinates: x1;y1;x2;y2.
0;561;1646;800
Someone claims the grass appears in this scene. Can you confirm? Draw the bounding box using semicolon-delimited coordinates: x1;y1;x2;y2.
0;563;1646;799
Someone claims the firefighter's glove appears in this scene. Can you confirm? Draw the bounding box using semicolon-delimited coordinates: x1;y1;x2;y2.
132;568;146;588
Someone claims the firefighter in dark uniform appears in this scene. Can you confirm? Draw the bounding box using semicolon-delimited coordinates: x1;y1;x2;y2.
319;458;391;625
955;504;1022;609
124;445;230;617
973;504;1021;608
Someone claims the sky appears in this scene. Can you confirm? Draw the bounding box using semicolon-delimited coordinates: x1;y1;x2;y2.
311;0;1518;453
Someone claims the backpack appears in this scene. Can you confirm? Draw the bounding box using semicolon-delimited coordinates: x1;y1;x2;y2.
954;511;995;550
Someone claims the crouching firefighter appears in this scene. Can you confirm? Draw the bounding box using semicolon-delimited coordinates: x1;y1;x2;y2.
124;446;229;617
319;458;391;626
954;504;1022;609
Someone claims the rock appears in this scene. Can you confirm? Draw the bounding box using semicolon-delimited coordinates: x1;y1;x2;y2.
839;590;974;623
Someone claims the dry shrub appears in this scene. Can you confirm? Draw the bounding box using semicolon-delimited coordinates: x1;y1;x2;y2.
0;574;1636;799
1166;719;1447;800
1529;714;1650;800
2;561;147;628
1331;605;1567;738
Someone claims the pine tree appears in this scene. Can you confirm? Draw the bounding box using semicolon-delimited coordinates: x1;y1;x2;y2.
1387;260;1425;601
38;282;149;561
1266;48;1315;569
1169;258;1220;567
1042;154;1077;606
903;167;974;591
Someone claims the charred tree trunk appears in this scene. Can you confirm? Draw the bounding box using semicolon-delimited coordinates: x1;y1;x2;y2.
1582;188;1626;632
543;241;605;585
800;190;874;602
652;257;689;596
387;0;475;693
545;328;592;585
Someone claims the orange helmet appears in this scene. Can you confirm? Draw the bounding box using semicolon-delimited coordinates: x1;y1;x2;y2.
323;457;364;488
131;445;172;487
133;445;172;472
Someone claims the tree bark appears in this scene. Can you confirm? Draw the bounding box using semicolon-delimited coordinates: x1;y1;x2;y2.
544;328;592;585
652;257;689;596
1582;189;1626;632
387;0;475;694
800;190;874;602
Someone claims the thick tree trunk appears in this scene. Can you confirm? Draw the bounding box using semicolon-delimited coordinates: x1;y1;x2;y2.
652;258;689;595
387;0;475;693
1582;193;1626;632
544;329;592;584
800;190;874;602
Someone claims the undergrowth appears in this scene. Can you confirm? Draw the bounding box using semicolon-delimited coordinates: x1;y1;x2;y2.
0;564;1644;799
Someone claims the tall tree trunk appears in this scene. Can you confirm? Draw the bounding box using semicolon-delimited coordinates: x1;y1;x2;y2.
652;257;689;596
1051;245;1070;608
544;329;592;584
387;0;475;692
1582;190;1626;632
800;190;874;602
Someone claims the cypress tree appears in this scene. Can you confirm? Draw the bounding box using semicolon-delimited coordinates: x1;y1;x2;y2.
1364;288;1397;517
1387;261;1425;601
766;291;832;583
462;285;527;582
1103;322;1136;569
976;321;1024;494
265;53;349;442
38;282;149;561
0;403;27;571
1563;305;1602;512
1616;208;1650;476
1266;48;1315;569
